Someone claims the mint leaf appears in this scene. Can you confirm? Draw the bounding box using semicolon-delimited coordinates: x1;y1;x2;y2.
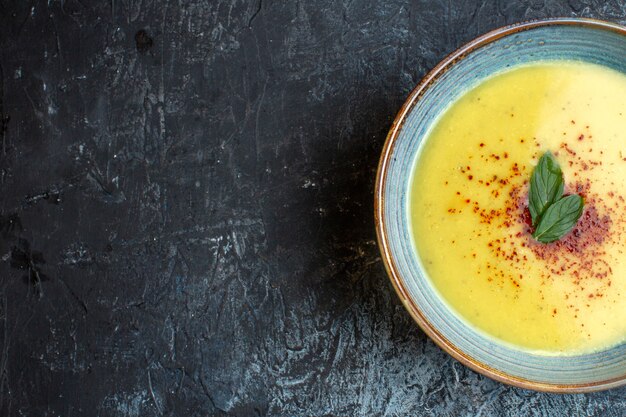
529;151;564;226
532;194;584;243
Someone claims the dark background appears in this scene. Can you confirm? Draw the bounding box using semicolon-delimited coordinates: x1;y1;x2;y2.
0;0;624;415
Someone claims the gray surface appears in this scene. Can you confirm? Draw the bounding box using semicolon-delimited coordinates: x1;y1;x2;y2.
0;0;625;416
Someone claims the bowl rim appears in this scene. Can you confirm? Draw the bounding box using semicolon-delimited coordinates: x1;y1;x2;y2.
374;17;626;393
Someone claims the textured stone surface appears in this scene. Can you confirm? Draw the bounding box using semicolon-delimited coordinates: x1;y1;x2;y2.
0;0;625;415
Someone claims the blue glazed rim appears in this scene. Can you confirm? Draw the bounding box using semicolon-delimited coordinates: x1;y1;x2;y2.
375;18;626;393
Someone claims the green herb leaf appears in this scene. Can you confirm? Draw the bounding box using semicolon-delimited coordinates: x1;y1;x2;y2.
532;194;584;243
528;151;564;226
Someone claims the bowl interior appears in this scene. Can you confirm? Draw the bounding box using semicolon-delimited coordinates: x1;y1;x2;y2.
379;20;626;390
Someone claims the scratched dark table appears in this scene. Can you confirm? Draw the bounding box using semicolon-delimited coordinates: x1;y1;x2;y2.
0;1;625;416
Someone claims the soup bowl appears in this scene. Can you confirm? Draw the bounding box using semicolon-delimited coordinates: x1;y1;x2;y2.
375;18;626;392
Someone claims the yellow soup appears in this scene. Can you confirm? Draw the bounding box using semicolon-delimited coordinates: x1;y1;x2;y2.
410;62;626;354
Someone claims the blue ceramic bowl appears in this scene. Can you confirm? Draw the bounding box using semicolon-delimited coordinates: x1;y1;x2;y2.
375;18;626;392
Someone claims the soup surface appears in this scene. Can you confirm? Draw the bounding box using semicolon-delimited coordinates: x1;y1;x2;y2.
410;62;626;354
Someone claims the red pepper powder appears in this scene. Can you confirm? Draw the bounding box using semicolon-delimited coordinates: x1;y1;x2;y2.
448;135;621;307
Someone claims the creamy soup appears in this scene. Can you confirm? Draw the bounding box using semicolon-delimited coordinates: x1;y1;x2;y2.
410;62;626;354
